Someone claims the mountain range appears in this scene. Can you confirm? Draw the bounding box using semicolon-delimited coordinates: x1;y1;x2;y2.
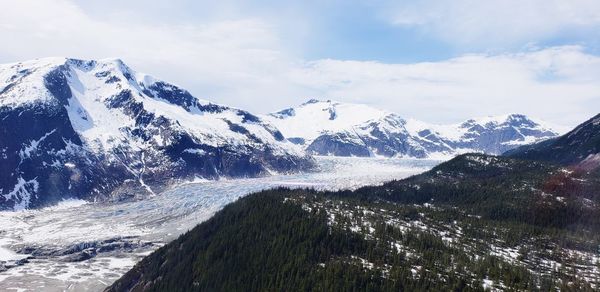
506;113;600;165
0;58;562;210
0;58;314;210
1;56;598;290
265;99;559;158
108;112;600;291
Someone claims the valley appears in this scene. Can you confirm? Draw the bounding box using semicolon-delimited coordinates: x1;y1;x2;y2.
0;57;597;291
0;156;439;291
108;153;600;291
2;2;599;291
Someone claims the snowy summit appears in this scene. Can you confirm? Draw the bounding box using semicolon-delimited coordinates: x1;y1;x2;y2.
265;99;559;159
0;57;314;210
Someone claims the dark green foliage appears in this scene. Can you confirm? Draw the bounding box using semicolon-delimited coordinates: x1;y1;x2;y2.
107;190;507;292
336;153;600;232
108;153;600;291
108;191;377;292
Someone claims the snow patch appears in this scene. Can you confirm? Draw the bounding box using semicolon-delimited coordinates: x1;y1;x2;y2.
18;130;56;160
3;177;39;210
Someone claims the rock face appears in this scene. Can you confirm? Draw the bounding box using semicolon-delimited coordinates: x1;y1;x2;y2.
17;236;154;263
505;113;600;165
306;114;441;158
265;99;558;158
0;58;314;210
107;154;600;291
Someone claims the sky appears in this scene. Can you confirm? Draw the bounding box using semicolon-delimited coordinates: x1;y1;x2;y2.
1;0;600;129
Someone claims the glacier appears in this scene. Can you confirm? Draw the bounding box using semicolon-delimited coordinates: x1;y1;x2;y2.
0;57;314;210
0;156;439;291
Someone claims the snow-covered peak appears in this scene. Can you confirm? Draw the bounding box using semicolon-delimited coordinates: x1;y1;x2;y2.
0;57;69;107
358;113;407;134
461;114;539;129
3;56;310;157
265;99;388;143
267;99;561;158
0;57;315;210
0;57;205;108
506;113;600;165
404;114;557;143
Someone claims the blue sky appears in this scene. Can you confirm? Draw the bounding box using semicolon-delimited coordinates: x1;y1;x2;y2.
73;0;458;62
1;0;600;128
74;0;600;62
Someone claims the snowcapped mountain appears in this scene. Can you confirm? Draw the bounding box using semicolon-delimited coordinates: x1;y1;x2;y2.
267;99;387;145
0;57;314;210
505;113;600;165
265;99;559;158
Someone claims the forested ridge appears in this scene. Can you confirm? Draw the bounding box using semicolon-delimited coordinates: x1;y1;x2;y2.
108;153;600;291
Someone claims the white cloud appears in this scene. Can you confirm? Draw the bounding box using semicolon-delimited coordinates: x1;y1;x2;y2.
386;0;600;47
0;0;599;129
0;0;307;110
291;46;600;128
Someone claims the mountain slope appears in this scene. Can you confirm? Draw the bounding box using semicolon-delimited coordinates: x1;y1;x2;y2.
265;99;558;158
408;114;559;155
505;113;600;165
267;99;387;144
107;192;384;292
109;115;600;291
108;152;600;291
0;58;314;210
306;113;452;158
